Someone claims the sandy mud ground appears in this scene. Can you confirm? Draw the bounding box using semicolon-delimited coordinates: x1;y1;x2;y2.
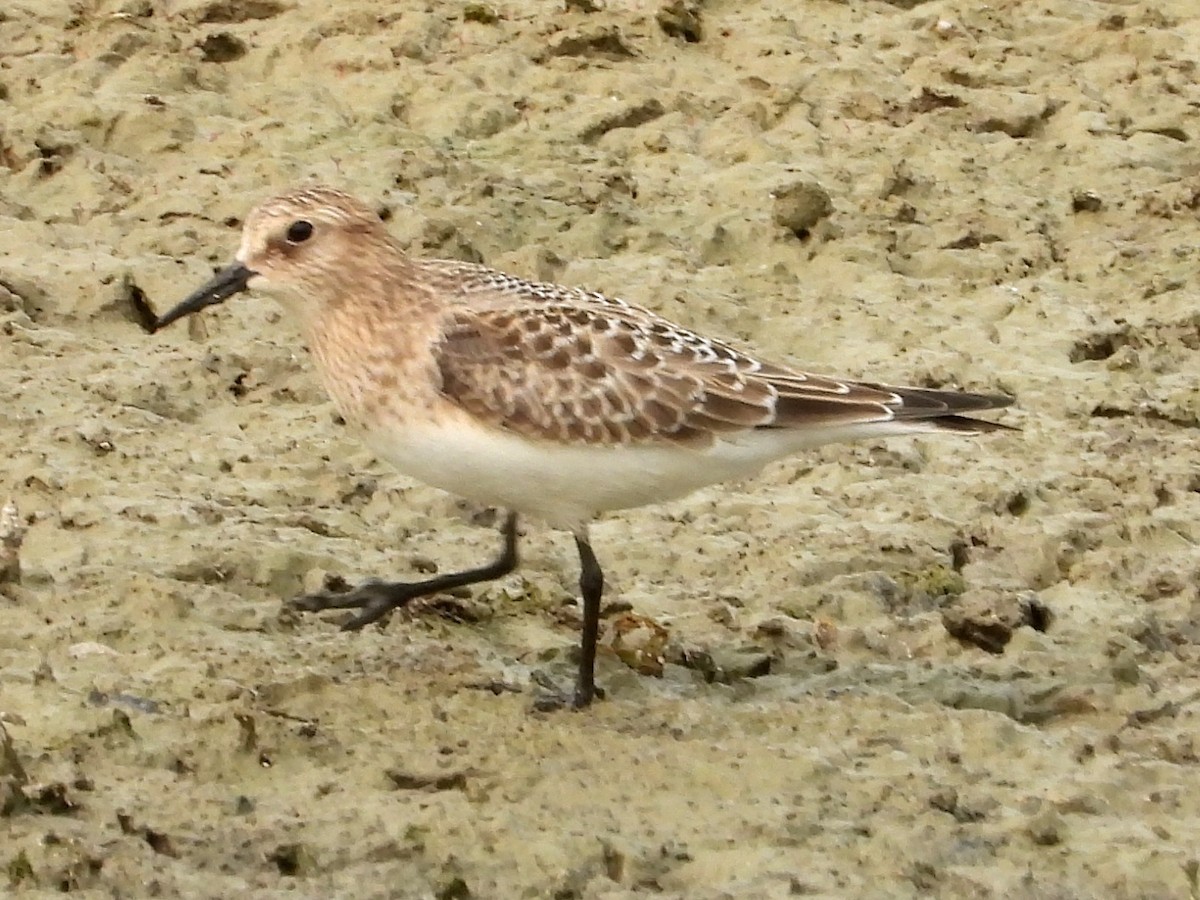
3;0;1200;896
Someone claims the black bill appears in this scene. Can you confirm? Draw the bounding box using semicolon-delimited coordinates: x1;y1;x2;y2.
149;262;256;333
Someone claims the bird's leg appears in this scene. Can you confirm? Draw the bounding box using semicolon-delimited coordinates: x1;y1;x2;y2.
572;530;605;708
291;511;519;629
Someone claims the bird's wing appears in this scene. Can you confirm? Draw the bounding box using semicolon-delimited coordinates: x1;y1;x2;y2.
431;296;1012;448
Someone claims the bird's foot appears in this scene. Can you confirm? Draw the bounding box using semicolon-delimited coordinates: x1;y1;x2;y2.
290;578;423;630
529;670;605;712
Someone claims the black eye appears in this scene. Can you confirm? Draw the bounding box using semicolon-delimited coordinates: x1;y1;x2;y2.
286;220;313;244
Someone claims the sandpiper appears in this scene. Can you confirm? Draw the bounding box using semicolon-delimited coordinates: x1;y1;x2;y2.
150;185;1014;707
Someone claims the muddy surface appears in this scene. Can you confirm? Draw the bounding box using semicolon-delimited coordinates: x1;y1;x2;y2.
3;0;1200;896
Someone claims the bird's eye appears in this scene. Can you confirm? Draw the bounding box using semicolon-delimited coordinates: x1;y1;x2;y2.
286;220;314;244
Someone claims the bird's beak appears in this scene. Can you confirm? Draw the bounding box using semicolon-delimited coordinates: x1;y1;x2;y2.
150;262;256;333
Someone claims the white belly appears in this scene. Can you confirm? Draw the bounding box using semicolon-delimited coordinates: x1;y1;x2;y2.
359;419;781;530
359;413;927;531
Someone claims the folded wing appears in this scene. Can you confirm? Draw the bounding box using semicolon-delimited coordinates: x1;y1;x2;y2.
432;298;1012;448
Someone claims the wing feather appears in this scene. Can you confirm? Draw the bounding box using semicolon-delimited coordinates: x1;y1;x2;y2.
428;270;1012;447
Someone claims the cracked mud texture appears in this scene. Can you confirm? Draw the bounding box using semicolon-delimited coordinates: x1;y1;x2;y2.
2;0;1200;897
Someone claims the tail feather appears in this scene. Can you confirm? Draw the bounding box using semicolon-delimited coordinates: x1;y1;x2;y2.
922;414;1018;434
881;384;1014;418
766;379;1016;433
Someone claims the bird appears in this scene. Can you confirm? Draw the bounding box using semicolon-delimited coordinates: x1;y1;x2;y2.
148;185;1014;708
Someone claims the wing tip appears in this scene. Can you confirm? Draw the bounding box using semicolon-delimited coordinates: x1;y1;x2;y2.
927;412;1020;434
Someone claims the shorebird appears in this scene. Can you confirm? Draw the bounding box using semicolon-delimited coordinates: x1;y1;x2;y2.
149;185;1014;708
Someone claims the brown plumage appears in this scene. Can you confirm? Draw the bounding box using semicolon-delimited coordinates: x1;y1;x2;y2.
431;291;1013;448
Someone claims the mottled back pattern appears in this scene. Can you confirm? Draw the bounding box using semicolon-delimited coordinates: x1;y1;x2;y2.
421;261;1009;448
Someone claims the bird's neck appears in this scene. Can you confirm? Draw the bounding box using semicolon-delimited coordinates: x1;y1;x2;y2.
302;260;444;430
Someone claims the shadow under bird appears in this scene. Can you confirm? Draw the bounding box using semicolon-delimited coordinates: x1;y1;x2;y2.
148;185;1015;708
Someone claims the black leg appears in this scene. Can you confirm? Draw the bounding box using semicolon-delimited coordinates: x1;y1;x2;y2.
573;533;604;708
291;511;519;629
